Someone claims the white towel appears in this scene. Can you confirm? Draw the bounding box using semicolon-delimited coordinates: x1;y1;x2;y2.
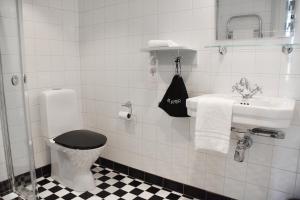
148;40;178;47
194;96;234;154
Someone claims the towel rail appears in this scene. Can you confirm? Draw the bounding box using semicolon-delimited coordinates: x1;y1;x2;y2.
226;14;263;39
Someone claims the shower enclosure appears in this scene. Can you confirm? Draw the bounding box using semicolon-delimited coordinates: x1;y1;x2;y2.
0;0;36;199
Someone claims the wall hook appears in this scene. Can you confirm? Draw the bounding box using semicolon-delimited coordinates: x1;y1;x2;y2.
219;46;227;55
282;44;293;54
122;101;132;116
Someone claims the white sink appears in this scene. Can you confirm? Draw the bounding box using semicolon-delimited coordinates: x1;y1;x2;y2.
186;94;295;128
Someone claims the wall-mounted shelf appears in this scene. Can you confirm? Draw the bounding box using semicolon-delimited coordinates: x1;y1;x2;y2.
141;45;198;69
205;43;300;49
141;46;197;53
204;40;300;55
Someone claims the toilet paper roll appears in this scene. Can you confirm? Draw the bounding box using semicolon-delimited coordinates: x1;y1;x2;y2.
118;111;132;120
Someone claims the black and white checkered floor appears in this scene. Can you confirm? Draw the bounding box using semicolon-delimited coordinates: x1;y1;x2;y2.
1;193;20;200
37;164;197;200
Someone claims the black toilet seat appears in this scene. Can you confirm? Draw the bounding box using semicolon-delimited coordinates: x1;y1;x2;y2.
53;130;107;150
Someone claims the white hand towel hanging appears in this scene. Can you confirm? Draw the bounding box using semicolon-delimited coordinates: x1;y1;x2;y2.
194;96;234;154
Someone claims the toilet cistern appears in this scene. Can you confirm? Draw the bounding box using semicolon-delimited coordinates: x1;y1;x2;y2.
232;77;262;100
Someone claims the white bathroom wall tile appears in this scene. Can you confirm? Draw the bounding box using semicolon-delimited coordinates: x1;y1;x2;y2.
155;142;172;163
254;48;281;74
205;173;224;195
155;160;173;179
210;74;232;94
34;149;50;168
192;8;215;30
0;37;19;55
231;49;255;74
187;167;206;189
49;0;61;9
192;0;215;8
158;13;173;33
225;160;247;181
192;50;211;72
128;0;143;18
210;48;232;73
0;17;18;38
1;55;21;74
171;118;190;149
205;154;226;176
248;143;273;166
62;0;77;11
142;0;157;16
142;15;158;35
140;140;156;159
272;146;299;172
270;168;297;194
276;126;300;149
173;11;194;31
279;75;300;100
291;101;300;126
281;50;300;75
244;184;268;200
267;190;293;200
5;92;23;109
0;163;8;181
0;144;6;164
224;178;245;200
188;72;210;93
158;0;174;13
0;0;17;18
33;0;49;7
246;163;271;187
171;146;188;168
169;165;188;184
141;123;156;142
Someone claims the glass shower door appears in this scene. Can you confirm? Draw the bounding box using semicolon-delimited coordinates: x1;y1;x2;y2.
0;0;36;199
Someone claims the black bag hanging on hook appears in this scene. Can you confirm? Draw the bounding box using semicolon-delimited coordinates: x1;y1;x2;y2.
158;57;190;117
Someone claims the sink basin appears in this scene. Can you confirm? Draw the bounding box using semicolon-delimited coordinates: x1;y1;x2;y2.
186;94;295;128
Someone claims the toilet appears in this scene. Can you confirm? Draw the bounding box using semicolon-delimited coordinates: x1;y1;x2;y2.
40;89;107;192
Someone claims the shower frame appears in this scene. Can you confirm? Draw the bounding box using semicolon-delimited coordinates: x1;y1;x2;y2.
0;0;37;199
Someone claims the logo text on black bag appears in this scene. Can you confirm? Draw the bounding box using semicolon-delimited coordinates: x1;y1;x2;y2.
167;98;181;104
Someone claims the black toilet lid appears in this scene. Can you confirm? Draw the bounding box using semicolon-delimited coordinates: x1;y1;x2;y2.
54;130;107;150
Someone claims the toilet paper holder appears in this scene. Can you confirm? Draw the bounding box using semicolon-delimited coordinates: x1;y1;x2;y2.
122;101;132;115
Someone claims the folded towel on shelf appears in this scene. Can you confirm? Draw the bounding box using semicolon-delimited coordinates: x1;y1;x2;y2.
148;40;179;47
194;96;234;154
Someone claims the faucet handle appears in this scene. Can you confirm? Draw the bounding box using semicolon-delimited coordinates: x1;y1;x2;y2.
253;85;263;94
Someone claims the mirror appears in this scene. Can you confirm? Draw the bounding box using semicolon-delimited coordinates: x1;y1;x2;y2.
216;0;296;40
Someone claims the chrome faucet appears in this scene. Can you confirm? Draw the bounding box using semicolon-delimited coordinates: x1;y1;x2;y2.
232;77;262;99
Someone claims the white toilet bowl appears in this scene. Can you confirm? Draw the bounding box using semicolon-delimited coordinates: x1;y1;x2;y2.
48;139;105;192
40;89;107;192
